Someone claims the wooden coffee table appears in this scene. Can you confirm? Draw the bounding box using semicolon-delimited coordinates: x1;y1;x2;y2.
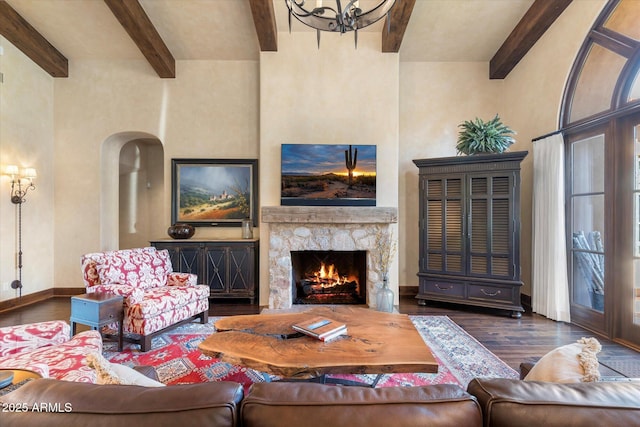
199;306;438;384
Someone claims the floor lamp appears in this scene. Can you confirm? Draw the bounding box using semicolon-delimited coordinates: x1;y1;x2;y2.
5;165;36;297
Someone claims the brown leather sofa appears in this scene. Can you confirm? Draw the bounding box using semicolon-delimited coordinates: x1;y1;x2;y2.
1;380;481;427
3;377;640;427
241;382;481;427
468;377;640;427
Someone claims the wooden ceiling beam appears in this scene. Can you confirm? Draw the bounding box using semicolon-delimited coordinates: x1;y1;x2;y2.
490;0;573;79
382;0;416;53
249;0;277;52
0;0;68;77
104;0;175;78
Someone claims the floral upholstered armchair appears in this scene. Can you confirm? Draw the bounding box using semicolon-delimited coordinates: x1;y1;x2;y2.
81;247;209;351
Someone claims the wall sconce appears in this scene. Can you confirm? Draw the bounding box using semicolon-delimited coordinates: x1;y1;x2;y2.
4;165;37;295
6;165;37;204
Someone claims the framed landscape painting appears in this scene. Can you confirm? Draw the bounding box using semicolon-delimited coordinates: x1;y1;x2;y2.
281;144;376;206
171;159;258;227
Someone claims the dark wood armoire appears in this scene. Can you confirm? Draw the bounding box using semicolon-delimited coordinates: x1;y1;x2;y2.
413;151;527;318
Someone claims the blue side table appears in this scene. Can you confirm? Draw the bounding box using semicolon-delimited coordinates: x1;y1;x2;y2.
70;293;124;351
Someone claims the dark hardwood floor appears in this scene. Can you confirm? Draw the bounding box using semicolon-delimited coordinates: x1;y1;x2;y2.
1;295;639;377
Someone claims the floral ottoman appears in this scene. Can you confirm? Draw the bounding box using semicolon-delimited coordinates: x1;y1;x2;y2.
0;320;102;383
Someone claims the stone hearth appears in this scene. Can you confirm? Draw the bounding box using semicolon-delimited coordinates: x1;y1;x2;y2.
262;206;398;309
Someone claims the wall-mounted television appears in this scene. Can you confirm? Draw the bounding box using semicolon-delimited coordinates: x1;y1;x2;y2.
281;144;376;206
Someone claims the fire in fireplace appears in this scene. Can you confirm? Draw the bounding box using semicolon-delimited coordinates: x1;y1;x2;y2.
291;250;366;305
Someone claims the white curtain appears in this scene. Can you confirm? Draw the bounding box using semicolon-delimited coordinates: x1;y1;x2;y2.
532;133;571;322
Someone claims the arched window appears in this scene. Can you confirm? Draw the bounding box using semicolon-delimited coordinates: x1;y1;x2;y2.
562;0;640;346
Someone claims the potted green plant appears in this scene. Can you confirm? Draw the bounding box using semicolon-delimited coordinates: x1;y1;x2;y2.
456;114;516;155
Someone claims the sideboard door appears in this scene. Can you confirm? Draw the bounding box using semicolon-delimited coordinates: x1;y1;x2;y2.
150;239;259;304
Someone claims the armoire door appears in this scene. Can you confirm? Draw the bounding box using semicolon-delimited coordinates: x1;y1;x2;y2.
467;173;518;280
421;175;465;276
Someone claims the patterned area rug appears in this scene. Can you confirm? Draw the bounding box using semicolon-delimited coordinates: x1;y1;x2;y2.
103;315;518;391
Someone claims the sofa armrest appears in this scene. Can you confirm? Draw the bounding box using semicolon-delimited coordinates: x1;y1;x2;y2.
0;379;244;427
467;378;640;427
167;272;198;287
0;321;70;357
90;284;144;305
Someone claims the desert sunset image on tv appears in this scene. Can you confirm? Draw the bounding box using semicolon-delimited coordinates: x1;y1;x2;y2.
281;144;376;206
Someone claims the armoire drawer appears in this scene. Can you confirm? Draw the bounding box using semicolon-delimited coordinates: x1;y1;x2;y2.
467;283;514;304
420;279;465;298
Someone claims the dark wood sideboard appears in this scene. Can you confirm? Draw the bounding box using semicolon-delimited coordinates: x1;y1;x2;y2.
413;151;527;318
151;239;259;304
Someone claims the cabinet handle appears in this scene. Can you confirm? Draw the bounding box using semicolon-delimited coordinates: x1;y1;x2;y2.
435;284;453;290
480;289;501;297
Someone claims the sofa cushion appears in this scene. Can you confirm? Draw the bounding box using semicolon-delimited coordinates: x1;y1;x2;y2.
241;382;482;427
0;320;70;358
524;337;601;383
95;248;172;290
126;285;210;319
86;353;165;387
0;379;244;427
124;298;209;336
0;330;103;383
467;377;640;427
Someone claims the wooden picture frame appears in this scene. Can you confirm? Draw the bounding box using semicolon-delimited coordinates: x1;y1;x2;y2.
171;159;258;227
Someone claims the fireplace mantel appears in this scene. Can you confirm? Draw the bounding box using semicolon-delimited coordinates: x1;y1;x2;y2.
261;206;398;224
262;206;398;309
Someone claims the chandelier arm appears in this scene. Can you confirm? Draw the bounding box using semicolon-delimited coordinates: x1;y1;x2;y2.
285;0;396;35
295;8;336;18
353;0;396;28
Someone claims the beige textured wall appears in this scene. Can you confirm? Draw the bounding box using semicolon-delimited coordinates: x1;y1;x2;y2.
259;32;400;304
399;62;503;288
0;37;55;300
52;59;259;290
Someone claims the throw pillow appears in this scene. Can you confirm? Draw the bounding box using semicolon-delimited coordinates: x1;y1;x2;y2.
524;337;601;383
86;353;165;387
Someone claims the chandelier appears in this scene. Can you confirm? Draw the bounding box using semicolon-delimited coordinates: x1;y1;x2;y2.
285;0;397;48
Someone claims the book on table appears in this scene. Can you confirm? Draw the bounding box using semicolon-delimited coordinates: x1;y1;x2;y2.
317;325;348;342
292;316;347;341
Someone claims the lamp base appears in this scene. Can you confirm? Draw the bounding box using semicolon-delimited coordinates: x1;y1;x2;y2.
10;280;22;289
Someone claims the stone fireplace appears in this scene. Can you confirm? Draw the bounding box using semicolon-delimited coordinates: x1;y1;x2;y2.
262;206;398;309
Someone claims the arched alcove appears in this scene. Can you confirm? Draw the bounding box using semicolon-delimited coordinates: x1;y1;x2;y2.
100;132;164;251
119;139;164;249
